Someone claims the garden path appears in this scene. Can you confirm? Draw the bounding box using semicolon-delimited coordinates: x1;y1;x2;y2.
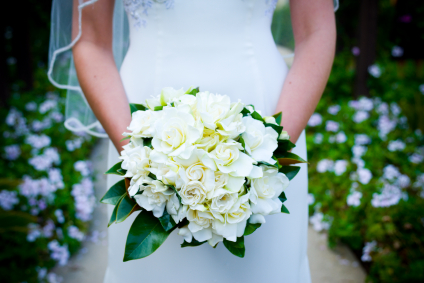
53;138;367;283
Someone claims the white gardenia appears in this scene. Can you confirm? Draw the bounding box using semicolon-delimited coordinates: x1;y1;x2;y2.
115;87;301;247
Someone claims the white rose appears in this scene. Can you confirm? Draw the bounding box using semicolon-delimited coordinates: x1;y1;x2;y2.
196;92;231;130
166;193;185;223
159;87;186;106
151;108;202;159
187;209;214;242
134;180;174;217
249;165;289;217
185;162;216;193
213;194;251;242
210;188;238;213
120;145;151;180
179;180;210;210
242;116;278;164
126;110;160;138
195;130;221;152
216;102;246;139
145;96;162;110
209;140;254;177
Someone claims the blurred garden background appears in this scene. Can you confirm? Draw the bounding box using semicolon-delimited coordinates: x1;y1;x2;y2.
1;0;423;282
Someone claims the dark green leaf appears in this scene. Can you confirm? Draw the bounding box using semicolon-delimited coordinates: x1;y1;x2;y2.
116;194;138;223
244;222;261;236
241;107;251;116
159;210;177;232
239;136;246;149
278;191;287;203
265;123;284;135
124;211;171;261
142;138;152;148
117;169;127;175
186;87;200;96
223;236;245;258
130;103;147;114
251;111;265;123
177;218;189;228
279;166;301;180
108;195;125;227
0;211;37;233
154;106;164;111
273;111;282;125
148;172;157;180
281;204;290;214
105;161;124;176
100;179;127;205
181;238;206;247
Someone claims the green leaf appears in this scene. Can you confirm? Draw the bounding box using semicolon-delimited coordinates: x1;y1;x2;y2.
223;236;245;258
120;136;131;142
124;210;171;261
186;87;200;96
181;239;206;247
105;161;124;175
100;179;127;205
273;111;282;125
279;166;301;180
154;106;164;111
108;194;125;227
277;152;307;165
239;136;246;149
159;210;176;232
278;191;287;203
277;140;296;152
244;222;261;236
143;138;152;148
251;111;265;123
281;204;290;214
0;211;37;233
130;103;147;114
116;194;138;223
148;172;157;180
265;123;284;135
241;107;251;116
168;185;182;204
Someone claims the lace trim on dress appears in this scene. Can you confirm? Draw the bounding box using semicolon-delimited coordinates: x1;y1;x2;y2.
123;0;175;29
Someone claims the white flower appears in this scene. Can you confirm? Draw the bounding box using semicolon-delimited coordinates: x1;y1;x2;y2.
209;140;254;177
391;46;404;57
409;153;423;164
307;113;322;127
210;188;239;213
126;110;160;138
151;107;202;159
361;241;376;262
120;145;151;185
242;116;278;164
179;180;210;210
371;184;402;208
353;111;369;123
317;159;334;173
249;165;288;217
309;212;330;232
383;165;400;181
196;92;231;130
326;121;339;132
368;64;381;78
334;160;348;176
159;87;185;106
186;209;215;242
355;134;371;145
314;133;323;144
347;191;362;207
195;130;221;152
357;168;372;184
166;193;182;223
397;174;410;188
134;180;174;217
352;145;367;157
378;115;396;139
216;102;246;139
278;130;290;140
336;132;347;143
328;105;341;115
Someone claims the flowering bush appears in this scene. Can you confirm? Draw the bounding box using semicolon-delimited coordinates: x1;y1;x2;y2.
307;96;424;282
0;85;96;282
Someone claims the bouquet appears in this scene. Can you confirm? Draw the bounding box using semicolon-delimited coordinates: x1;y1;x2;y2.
101;87;306;261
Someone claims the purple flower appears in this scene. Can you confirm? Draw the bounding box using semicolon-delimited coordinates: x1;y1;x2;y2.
351;46;360;56
371;184;404;208
74;160;92;177
383;165;400;181
327;105;341;115
326;120;339;132
48;240;70;266
347;191;362;207
317;159;334;173
4;144;21;160
354;134;371;145
361;241;376;262
368;64;382;78
25;102;37;111
39;100;57;114
68;225;85;241
388;140;405;152
25;134;51;149
419;84;424;95
309;212;330;232
38;199;47;210
43;219;55;237
0;190;19;210
50;112;64;123
336;132;347;143
353;111;369;123
72;178;96;221
378;115;397;139
307;113;322;127
55;209;65;224
314;133;323;144
391;46;404;57
357;168;372;184
334;160;348;176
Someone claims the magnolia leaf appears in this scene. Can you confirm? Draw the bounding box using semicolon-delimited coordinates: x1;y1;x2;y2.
105;161;124;176
116;194;139;223
154;106;164;111
277;153;307;165
278;140;296;152
181;239;206;248
186;87;200;96
273;112;282;125
251;111;265;123
279;166;301;180
130;103;147;114
244;222;261;236
281;204;290;214
223;236;245;258
265;123;283;135
148;173;157;180
278;191;287;203
124;210;171;261
143;138;153;148
108;194;125;227
120;136;131;142
100;179;127;205
159;210;177;232
241;107;251;116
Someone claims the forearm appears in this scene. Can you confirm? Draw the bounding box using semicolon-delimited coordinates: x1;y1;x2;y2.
275;29;335;143
73;41;131;152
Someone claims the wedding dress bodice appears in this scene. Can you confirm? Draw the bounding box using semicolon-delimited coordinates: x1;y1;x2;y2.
120;0;287;116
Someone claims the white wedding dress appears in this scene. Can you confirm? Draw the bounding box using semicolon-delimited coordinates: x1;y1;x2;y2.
105;0;310;282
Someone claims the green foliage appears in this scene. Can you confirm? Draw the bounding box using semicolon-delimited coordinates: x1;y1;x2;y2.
223;236;245;258
100;179;127;205
307;95;424;282
0;74;96;282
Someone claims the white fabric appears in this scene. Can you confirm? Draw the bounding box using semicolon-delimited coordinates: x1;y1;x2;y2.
105;1;310;282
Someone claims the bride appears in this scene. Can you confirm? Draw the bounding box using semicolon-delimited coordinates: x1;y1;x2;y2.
49;0;336;282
